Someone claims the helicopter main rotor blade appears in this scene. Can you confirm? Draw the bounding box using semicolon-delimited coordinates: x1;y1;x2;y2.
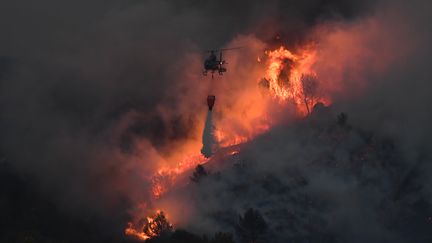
219;47;243;51
204;46;243;52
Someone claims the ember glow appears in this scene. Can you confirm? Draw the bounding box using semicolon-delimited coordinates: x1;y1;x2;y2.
151;153;208;199
125;210;173;240
263;46;330;114
125;43;336;240
125;222;150;241
126;154;208;239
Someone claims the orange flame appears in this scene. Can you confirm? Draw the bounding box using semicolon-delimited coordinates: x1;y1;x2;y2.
125;44;334;241
125;222;150;241
264;46;330;114
151;153;208;199
125;210;173;240
123;14;404;237
212;44;328;147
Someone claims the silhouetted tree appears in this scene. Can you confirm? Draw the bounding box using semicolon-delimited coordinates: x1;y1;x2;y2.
211;232;235;243
169;229;208;243
235;208;267;243
301;74;320;115
143;211;173;238
337;112;348;126
190;164;209;183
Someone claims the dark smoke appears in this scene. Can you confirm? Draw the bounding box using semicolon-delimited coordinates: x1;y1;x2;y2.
1;0;430;242
160;1;432;242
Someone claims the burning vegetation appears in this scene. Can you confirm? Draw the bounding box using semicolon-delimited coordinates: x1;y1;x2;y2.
260;45;329;115
1;0;430;242
125;211;173;241
124;19;409;236
124;15;413;236
125;42;336;240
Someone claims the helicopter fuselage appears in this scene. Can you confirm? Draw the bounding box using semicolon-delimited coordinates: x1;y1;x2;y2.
202;48;241;77
203;58;226;77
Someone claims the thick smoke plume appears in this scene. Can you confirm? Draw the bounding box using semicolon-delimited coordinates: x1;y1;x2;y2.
156;1;432;242
0;0;374;212
1;0;431;242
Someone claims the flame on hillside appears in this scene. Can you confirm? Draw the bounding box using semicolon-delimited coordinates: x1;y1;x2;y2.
125;43;332;240
262;46;330;114
125;210;173;240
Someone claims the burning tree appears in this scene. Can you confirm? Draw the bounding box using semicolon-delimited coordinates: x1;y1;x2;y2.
142;211;173;239
262;46;329;115
235;208;268;243
300;74;320;115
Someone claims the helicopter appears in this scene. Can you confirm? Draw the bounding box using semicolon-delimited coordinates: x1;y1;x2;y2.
203;47;241;78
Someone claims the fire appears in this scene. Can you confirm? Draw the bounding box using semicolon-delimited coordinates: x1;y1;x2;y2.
263;46;329;114
125;210;173;240
125;43;335;241
125;222;150;241
151;172;173;199
151;153;208;199
121;15;403;239
212;44;327;147
214;129;248;147
214;121;271;148
125;155;206;241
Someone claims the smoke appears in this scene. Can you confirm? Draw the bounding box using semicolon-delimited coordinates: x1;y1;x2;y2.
2;0;429;241
155;0;432;242
0;0;374;203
